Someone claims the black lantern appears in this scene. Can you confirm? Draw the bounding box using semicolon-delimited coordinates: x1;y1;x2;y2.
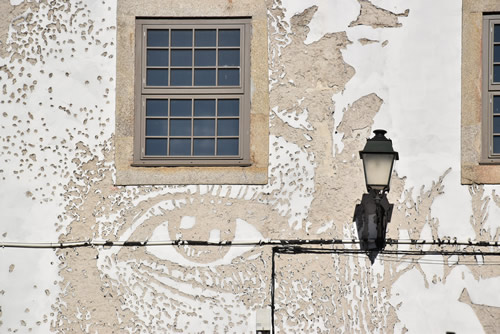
359;129;399;193
354;129;399;260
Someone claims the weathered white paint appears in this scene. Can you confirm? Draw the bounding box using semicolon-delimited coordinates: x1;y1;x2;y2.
1;0;117;331
0;248;60;332
179;216;196;229
1;0;499;332
370;0;409;13
483;186;500;239
391;266;499;333
271;105;314;130
281;0;360;44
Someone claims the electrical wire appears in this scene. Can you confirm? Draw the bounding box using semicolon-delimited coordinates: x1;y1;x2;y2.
378;254;500;266
1;238;498;249
275;248;500;265
2;239;500;263
273;246;500;257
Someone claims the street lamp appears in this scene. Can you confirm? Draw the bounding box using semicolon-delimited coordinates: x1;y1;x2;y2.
354;130;399;261
359;129;399;192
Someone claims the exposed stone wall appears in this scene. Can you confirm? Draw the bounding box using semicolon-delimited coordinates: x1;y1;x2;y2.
1;0;499;333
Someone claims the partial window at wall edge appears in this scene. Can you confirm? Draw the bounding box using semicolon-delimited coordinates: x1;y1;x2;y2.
481;15;500;163
461;1;500;184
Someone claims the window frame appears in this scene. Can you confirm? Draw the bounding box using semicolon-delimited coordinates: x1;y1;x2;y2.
482;15;500;163
461;0;500;184
133;18;251;166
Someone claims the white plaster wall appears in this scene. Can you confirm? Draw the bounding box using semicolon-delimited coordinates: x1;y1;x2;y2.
1;0;499;333
0;0;117;331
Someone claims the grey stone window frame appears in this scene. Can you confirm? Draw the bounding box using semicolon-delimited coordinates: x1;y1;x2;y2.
461;0;500;184
115;0;269;186
133;18;251;166
482;15;500;163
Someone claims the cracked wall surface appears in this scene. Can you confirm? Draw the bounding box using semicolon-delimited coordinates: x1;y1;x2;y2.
1;0;500;333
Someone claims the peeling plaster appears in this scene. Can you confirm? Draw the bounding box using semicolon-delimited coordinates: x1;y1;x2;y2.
1;0;500;333
281;0;360;44
349;0;409;29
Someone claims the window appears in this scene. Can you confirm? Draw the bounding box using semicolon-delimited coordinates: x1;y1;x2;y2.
482;15;500;162
461;0;500;184
133;19;251;166
114;0;269;185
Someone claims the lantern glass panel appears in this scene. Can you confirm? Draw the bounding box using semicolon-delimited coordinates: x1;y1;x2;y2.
362;153;394;190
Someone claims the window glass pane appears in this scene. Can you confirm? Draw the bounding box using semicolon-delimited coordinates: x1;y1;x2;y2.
218;49;240;66
494;136;500;153
195;29;216;46
217;138;238;155
171;69;192;86
218;99;239;116
146;119;168;136
194;139;215;155
147;30;169;47
495;25;500;43
495;45;500;63
146;69;168;86
195;49;216;66
146;99;168;116
171;100;192;116
494;65;500;83
217;119;239;136
194;69;216;86
218;29;240;46
194;119;215;136
171;50;192;66
170;139;191;155
170;119;191;136
147;50;169;66
218;69;239;86
145;139;167;156
494;116;500;134
494;96;500;114
171;29;192;47
194;99;216;116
